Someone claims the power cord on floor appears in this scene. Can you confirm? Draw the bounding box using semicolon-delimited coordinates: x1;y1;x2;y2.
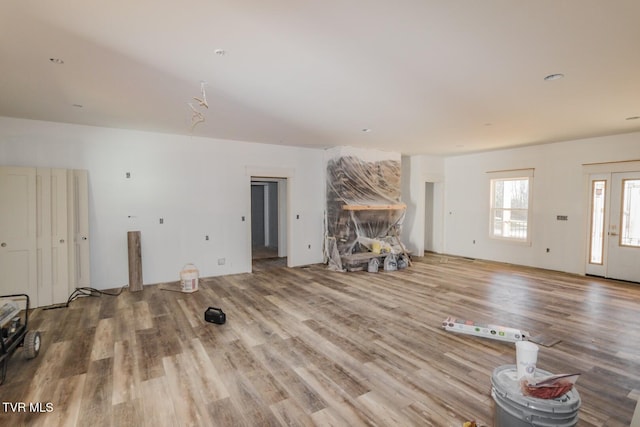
42;285;127;310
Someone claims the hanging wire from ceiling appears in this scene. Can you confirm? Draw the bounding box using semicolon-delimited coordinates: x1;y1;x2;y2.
188;81;208;131
188;102;205;130
193;81;209;109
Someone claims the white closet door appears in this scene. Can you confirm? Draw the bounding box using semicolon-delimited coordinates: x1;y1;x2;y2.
37;168;71;306
0;167;37;302
36;168;53;306
2;167;88;307
68;169;91;289
51;169;70;304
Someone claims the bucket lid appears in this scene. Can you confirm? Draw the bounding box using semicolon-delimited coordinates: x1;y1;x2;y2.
181;263;198;271
491;365;581;413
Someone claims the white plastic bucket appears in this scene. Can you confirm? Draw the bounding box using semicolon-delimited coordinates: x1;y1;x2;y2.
180;263;199;293
491;365;580;427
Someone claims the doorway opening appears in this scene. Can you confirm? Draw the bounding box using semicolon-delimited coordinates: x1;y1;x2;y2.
423;181;443;254
424;182;435;253
250;177;288;270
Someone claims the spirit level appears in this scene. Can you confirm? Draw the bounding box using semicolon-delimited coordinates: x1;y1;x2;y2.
442;316;528;343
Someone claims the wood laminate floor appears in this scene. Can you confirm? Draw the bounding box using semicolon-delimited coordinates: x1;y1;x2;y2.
1;253;639;426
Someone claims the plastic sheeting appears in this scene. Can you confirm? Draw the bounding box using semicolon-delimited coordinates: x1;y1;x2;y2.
324;152;405;270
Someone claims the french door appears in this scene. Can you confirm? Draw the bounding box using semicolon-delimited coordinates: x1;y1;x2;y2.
586;171;640;282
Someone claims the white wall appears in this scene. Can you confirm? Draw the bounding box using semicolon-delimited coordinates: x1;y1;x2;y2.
4;116;639;286
0;117;325;289
401;154;445;256
442;132;640;274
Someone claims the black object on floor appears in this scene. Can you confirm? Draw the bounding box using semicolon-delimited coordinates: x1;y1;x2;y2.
205;307;226;325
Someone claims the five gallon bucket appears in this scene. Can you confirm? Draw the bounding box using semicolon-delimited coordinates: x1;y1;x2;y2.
180;263;199;293
491;365;581;427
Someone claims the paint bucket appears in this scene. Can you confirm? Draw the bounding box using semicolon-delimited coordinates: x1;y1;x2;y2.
491;365;581;427
180;263;199;293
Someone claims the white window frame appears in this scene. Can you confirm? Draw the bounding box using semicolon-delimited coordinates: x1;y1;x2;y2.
488;168;534;245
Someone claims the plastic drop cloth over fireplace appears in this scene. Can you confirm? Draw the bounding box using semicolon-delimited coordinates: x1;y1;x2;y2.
324;150;406;271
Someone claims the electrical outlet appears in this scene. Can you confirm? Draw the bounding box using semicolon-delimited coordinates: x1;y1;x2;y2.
205;235;209;240
126;172;131;178
159;218;164;224
218;258;225;265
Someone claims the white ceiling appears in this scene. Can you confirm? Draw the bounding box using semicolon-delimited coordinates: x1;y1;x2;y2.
2;1;640;156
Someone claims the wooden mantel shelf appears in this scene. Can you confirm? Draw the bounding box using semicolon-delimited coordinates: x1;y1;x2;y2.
342;203;406;211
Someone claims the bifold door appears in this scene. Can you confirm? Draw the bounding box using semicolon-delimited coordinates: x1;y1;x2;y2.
0;166;90;307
